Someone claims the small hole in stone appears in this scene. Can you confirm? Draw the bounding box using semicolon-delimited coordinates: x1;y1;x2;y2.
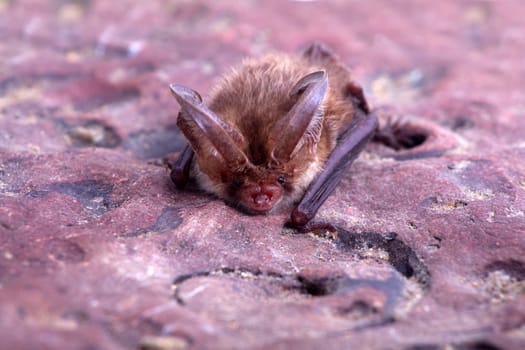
336;300;378;318
484;259;525;280
454;341;502;350
64;120;121;148
297;276;340;297
403;264;415;279
448;116;475;130
400;132;427;148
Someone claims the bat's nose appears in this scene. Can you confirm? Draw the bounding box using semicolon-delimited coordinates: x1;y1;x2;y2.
240;184;282;214
252;193;272;205
252;192;272;206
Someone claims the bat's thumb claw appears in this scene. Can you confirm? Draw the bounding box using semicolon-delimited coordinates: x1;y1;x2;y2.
291;209;309;227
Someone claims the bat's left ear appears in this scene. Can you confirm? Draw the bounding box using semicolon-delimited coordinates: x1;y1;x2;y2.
290;70;327;96
268;70;328;163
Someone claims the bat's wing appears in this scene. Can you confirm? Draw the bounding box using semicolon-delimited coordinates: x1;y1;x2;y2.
291;105;378;227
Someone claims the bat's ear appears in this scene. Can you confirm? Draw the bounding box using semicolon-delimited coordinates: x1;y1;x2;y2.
290;70;327;96
169;84;249;167
268;70;328;163
169;84;203;104
302;43;337;65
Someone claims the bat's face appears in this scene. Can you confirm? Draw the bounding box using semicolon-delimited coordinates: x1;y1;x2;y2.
200;163;287;214
170;65;328;215
191;136;324;214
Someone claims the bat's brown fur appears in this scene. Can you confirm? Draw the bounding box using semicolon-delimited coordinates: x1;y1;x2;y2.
174;44;364;214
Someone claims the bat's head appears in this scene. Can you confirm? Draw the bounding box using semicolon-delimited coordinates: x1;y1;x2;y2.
170;70;328;214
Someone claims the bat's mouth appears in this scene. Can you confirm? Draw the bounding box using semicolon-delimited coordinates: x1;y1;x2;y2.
235;196;282;216
236;184;282;215
237;202;274;215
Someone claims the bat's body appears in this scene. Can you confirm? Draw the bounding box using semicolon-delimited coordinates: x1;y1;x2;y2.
170;44;377;227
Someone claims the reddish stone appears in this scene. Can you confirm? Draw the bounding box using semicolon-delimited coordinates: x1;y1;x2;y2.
1;1;524;349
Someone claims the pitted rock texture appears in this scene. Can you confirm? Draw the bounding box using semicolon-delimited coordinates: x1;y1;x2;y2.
1;1;524;349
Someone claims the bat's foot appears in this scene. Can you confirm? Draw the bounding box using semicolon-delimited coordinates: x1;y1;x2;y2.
373;117;426;150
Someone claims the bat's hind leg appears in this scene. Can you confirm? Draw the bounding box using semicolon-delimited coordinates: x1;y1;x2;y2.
169;144;194;189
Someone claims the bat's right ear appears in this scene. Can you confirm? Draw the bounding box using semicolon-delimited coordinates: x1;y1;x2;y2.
169;83;249;168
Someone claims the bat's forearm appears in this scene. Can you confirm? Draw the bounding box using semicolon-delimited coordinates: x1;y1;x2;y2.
291;110;378;227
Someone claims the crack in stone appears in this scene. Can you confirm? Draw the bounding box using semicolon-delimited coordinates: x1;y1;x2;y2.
123;124;188;160
122;207;183;238
26;180;119;215
171;266;405;331
169;229;431;334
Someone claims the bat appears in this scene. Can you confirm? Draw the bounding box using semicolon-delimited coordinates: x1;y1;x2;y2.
169;43;377;228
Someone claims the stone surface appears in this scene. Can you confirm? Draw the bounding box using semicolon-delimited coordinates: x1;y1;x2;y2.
1;1;524;349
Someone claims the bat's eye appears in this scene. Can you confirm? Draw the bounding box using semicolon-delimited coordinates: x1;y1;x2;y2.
232;178;243;189
277;175;286;185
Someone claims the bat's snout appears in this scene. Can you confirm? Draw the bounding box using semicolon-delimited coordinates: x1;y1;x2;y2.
238;183;282;214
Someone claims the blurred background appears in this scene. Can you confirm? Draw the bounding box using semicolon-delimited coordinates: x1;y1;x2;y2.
1;0;523;159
